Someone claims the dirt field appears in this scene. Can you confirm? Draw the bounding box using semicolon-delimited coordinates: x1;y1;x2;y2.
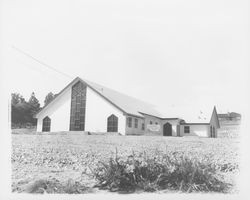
11;133;240;193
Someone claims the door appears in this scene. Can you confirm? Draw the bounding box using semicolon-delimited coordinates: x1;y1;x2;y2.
163;122;172;136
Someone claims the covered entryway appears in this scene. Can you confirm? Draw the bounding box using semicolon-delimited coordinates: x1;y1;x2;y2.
163;122;172;136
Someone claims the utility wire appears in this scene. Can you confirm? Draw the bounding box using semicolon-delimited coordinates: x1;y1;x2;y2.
11;45;73;79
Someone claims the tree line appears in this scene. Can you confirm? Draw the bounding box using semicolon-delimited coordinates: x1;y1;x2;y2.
11;92;56;128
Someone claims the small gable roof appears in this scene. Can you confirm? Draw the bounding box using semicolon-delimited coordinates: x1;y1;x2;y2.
211;106;220;128
161;105;220;126
229;112;241;118
218;113;228;118
218;112;241;118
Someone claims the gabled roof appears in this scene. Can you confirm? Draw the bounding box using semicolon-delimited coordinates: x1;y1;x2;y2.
229;112;241;118
160;105;220;125
218;112;241;118
34;77;80;118
35;77;163;118
218;113;228;118
211;106;220;128
80;78;163;118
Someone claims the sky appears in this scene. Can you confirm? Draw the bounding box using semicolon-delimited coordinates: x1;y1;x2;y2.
1;0;249;115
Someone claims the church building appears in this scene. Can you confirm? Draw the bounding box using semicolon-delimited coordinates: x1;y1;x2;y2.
34;77;220;137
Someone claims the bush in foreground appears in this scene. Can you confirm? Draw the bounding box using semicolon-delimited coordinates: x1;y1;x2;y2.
91;150;232;193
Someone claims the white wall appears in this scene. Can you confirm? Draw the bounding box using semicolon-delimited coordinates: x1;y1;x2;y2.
125;116;145;135
85;87;126;135
143;115;163;136
180;124;210;137
124;116;181;136
36;86;71;132
36;84;126;134
161;119;180;136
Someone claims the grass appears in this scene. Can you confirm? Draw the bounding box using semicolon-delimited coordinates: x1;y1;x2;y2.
21;178;93;194
11;133;239;194
91;149;232;193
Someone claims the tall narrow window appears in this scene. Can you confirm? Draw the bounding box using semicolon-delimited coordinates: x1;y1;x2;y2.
107;114;118;132
184;126;190;133
150;121;153;124
134;118;138;128
210;126;213;137
127;117;132;127
42;116;51;132
70;81;86;131
213;127;215;137
142;123;145;130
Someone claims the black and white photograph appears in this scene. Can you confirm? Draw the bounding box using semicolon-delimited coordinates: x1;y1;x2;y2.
0;0;249;199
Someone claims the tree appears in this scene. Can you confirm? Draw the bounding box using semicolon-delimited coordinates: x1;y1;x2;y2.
11;92;41;127
44;92;55;106
28;92;40;112
11;93;25;105
11;93;26;126
28;92;41;125
12;102;33;123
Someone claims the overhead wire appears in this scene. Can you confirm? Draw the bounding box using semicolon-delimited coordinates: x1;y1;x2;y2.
11;45;73;79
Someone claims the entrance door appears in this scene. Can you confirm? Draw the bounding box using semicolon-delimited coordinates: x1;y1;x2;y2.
163;122;172;136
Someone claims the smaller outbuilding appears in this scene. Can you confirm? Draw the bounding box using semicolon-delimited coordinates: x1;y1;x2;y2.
218;112;241;122
161;106;220;138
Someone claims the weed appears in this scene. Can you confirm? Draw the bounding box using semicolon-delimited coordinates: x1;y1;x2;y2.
91;150;232;193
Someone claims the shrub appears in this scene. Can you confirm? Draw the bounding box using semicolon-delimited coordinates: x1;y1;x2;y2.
90;149;231;193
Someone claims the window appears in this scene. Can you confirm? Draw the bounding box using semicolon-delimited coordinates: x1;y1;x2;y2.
127;117;132;127
134;118;138;128
150;121;153;125
210;126;213;136
70;81;87;131
184;126;190;133
107;114;118;132
42;116;51;132
142;123;145;130
213;127;215;137
155;122;158;125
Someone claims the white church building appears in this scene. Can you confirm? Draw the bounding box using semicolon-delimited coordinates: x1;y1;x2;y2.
34;77;220;137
